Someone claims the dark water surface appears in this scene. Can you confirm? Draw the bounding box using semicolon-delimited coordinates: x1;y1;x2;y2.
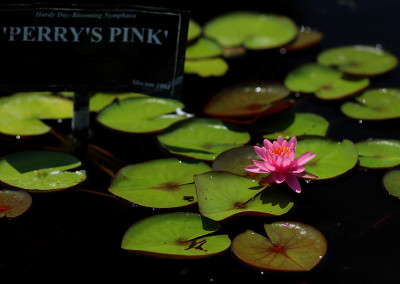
1;1;400;283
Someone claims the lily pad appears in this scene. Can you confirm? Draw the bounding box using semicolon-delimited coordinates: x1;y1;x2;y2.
0;92;73;136
194;171;293;221
0;189;32;218
203;11;298;50
317;45;398;76
284;63;369;100
355;139;400;169
0;150;86;191
212;145;268;179
89;92;147;112
187;19;202;42
108;158;211;209
383;168;400;198
184;57;229;77
203;81;291;118
341;88;400;120
295;136;358;180
231;221;327;272
157;118;250;161
284;26;323;51
96;97;190;134
186;37;224;59
249;112;329;139
121;212;231;259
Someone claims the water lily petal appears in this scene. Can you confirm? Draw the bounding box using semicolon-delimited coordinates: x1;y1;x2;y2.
274;172;286;184
252;160;272;172
295;171;318;180
287;165;305;174
285;174;301;193
254;146;267;161
258;173;275;186
263;139;273;150
294;151;316;166
289;136;297;150
281;157;292;169
277;136;284;145
245;164;266;173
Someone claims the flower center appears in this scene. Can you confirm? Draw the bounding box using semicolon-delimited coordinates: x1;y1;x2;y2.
269;146;290;157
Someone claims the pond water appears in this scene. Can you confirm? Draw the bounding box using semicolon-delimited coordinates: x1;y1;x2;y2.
1;0;400;283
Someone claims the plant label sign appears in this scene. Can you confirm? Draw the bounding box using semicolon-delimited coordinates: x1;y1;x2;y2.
0;3;189;98
0;4;189;139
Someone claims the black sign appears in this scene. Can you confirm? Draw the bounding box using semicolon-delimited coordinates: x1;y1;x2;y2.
0;4;189;99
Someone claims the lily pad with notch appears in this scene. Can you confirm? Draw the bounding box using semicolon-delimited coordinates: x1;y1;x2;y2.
355;139;400;169
121;212;231;259
89;92;148;112
157;118;250;161
203;81;292;122
294;136;358;180
317;45;398;76
186;37;224;60
0;189;32;218
96;97;191;134
203;11;298;51
284;63;369;100
0;92;73;137
0;150;86;192
108;158;211;209
249;112;329;139
341;88;400;120
194;171;293;221
383;167;400;198
231;221;327;272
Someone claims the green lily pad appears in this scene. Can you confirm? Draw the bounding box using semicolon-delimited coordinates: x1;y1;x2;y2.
0;150;86;191
96;97;190;134
355;139;400;169
203;81;291;118
89;92;147;112
0;92;73;136
187;19;202;42
157;118;250;161
317;45;398;76
295;136;358;180
212;145;268;180
203;11;298;50
184;57;229;77
383;168;400;198
108;158;211;209
186;37;224;59
121;212;231;259
194;171;293;221
0;189;32;218
341;88;400;120
231;221;327;272
284;63;369;100
249;112;329;139
284;26;323;51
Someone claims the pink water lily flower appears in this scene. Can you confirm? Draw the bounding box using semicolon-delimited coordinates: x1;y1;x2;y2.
245;136;316;193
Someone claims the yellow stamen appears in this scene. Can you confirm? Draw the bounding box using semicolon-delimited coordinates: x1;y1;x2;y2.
269;146;290;157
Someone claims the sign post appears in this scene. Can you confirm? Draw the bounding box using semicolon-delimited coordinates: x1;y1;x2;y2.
0;3;189;140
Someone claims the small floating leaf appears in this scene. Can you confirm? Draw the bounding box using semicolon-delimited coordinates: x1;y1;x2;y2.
96;97;189;134
231;221;327;272
295;136;358;180
187;19;202;42
0;189;32;218
108;158;211;208
204;81;291;118
89;92;147;112
204;11;298;50
341;88;400;120
356;139;400;169
249;112;329;139
383;168;400;198
194;171;293;221
0;150;86;191
212;145;268;179
0;92;73;136
284;26;323;51
121;212;231;259
284;63;369;100
184;57;229;77
186;37;224;59
157;118;250;161
317;45;398;76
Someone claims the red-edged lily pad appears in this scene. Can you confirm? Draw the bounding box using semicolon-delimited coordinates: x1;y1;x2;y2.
121;212;231;259
0;189;32;218
231;221;328;272
284;26;323;51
